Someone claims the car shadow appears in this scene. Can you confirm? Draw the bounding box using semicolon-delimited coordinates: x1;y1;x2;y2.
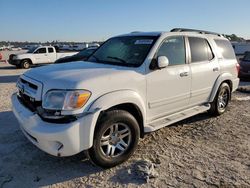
175;112;211;125
0;110;104;187
0;65;17;70
0;75;20;83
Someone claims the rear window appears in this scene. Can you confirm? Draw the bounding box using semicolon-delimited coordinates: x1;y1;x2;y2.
215;39;236;59
188;37;214;63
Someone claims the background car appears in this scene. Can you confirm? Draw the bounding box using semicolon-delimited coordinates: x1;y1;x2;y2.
0;52;2;61
239;51;250;79
54;47;98;64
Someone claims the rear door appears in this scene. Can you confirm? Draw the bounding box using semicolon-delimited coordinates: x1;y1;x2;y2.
147;36;191;121
33;47;48;64
47;47;57;63
187;36;220;106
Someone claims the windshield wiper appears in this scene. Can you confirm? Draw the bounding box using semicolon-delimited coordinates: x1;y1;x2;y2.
107;56;127;64
90;55;101;62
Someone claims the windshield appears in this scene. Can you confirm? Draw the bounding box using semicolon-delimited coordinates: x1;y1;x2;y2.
88;36;158;67
27;47;37;53
243;52;250;61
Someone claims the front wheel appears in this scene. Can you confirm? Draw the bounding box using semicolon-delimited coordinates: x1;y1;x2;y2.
87;110;140;168
21;60;30;69
209;82;230;116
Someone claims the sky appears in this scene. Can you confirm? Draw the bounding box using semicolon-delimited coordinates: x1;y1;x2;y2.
0;0;249;42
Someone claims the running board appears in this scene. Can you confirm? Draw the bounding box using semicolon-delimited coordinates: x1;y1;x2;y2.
145;104;210;132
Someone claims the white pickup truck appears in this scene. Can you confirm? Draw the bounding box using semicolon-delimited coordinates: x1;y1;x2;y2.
9;46;78;68
12;29;239;168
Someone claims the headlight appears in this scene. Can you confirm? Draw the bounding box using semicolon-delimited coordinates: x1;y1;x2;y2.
42;90;91;110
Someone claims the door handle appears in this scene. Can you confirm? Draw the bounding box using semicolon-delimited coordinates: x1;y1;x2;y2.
213;67;219;72
180;72;189;77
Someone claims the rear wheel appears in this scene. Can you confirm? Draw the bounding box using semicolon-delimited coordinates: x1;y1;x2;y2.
21;60;30;69
209;83;230;116
87;110;140;168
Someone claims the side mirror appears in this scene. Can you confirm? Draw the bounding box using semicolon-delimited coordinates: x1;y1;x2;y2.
157;56;169;69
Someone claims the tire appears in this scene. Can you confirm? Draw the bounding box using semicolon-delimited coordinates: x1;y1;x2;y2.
21;60;30;69
209;82;231;116
87;110;140;168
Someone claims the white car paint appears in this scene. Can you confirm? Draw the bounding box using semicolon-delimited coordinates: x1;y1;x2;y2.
12;31;239;157
12;46;77;64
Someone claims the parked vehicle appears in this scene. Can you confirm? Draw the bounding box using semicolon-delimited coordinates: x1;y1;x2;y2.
0;53;2;60
8;46;78;69
55;47;98;64
9;47;22;51
71;44;88;51
232;42;250;55
12;28;239;168
239;51;250;78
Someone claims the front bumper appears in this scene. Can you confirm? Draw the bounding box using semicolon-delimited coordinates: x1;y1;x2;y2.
9;59;21;65
11;93;99;157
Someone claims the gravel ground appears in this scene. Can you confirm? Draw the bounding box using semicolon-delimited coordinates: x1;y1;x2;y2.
0;62;250;188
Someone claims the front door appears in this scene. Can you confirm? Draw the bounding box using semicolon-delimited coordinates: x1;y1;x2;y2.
33;47;48;64
147;36;191;122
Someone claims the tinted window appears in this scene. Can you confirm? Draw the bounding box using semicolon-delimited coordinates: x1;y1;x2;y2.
215;39;236;59
156;36;186;65
35;48;46;54
189;37;214;62
243;52;250;61
48;47;54;53
88;36;158;67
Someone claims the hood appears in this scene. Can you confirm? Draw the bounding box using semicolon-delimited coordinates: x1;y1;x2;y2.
16;53;33;59
24;61;144;94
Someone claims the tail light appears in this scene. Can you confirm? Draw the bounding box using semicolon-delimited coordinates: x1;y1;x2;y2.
236;63;240;76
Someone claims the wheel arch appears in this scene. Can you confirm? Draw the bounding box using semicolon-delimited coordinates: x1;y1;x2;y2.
209;73;233;102
87;90;146;138
22;58;33;64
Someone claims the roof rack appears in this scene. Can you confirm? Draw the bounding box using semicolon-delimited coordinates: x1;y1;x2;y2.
170;28;222;37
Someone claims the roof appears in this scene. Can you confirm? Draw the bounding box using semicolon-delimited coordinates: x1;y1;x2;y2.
115;31;225;40
116;32;163;37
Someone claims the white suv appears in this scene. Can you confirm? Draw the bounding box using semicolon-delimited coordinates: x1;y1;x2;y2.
12;28;239;168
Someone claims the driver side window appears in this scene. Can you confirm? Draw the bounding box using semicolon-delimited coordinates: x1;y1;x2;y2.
34;48;46;54
156;36;186;65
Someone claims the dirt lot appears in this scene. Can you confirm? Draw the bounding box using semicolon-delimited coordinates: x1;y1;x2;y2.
0;62;250;188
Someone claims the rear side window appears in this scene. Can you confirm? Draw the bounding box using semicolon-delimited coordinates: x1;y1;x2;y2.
156;36;186;65
188;37;214;63
48;47;54;53
214;39;235;59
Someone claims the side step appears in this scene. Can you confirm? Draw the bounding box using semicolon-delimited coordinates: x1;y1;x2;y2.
145;104;210;132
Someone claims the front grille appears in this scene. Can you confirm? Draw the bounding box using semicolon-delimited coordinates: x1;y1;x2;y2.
18;92;41;112
20;78;38;90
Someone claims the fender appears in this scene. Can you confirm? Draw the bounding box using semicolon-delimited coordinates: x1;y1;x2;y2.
16;54;34;64
85;90;146;146
209;73;233;102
